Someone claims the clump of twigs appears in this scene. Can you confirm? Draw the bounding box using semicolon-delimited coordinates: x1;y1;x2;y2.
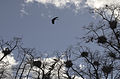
93;61;100;66
2;48;11;56
81;52;88;57
65;60;73;68
97;36;107;44
109;20;117;29
102;65;113;74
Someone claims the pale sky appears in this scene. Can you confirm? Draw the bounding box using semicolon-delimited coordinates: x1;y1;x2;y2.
0;0;118;52
0;1;119;78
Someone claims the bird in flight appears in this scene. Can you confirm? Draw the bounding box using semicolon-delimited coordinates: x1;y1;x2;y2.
51;17;58;24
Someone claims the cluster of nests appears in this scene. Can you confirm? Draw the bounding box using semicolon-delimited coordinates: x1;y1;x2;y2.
80;51;114;74
96;20;118;44
81;52;100;65
32;59;73;69
32;54;114;75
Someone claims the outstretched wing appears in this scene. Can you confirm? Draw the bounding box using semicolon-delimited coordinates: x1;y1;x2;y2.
52;17;58;24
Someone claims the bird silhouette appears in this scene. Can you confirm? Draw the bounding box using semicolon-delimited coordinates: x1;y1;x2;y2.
51;17;58;24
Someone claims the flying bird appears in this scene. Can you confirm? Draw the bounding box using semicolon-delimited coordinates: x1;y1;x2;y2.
51;17;58;24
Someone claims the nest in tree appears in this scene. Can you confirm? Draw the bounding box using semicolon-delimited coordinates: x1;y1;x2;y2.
33;60;41;68
65;60;73;68
109;52;116;59
2;48;11;56
97;36;107;44
109;20;117;29
81;52;88;57
102;65;113;74
93;61;100;66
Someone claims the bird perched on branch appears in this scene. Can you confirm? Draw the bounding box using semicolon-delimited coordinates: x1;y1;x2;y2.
51;17;59;24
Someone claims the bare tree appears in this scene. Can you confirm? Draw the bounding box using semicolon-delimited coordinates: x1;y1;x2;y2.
0;4;120;79
75;4;120;79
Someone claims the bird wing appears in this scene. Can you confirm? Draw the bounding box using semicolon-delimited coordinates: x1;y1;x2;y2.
52;19;55;24
52;17;58;24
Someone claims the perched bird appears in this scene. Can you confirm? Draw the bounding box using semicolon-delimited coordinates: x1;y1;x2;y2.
51;17;58;24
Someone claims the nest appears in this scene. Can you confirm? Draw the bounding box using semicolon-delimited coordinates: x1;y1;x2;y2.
109;52;116;59
97;36;107;44
102;65;113;74
2;48;11;56
81;52;88;57
93;61;100;66
109;20;117;29
65;60;73;68
33;60;41;68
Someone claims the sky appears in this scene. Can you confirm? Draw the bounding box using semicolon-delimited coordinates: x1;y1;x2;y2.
0;0;119;53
